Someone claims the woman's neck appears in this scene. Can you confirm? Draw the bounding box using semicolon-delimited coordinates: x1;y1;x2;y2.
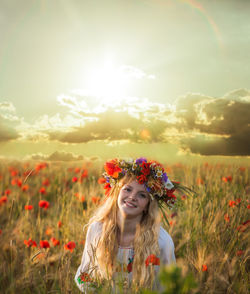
117;213;142;246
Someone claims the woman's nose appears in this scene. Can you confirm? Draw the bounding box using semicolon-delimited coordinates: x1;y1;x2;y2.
128;192;137;201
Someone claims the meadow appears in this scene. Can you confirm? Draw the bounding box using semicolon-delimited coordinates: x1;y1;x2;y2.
0;159;249;294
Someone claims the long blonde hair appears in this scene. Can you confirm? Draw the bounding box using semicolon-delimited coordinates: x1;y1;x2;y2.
87;174;161;289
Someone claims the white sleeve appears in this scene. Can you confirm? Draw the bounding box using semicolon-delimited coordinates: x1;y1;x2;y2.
74;221;102;293
158;226;176;266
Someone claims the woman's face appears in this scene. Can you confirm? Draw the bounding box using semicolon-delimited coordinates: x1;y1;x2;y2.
117;180;150;218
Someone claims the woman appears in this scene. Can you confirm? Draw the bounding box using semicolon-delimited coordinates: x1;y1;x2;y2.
75;158;180;293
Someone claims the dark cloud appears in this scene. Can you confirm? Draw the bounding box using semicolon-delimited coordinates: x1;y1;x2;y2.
181;128;249;156
47;90;250;156
176;90;250;155
47;109;169;144
0;115;20;142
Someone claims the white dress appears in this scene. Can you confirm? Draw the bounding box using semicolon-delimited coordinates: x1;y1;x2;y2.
75;221;176;293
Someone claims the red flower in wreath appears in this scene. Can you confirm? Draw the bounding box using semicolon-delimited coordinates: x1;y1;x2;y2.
104;160;122;178
141;162;151;176
145;254;160;267
137;174;147;184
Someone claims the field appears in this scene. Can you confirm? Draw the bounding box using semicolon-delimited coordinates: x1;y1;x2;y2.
0;159;249;294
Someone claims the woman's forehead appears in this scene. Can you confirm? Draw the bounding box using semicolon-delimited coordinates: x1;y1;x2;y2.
123;180;148;193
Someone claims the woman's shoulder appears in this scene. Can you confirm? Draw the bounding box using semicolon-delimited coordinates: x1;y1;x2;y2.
85;221;103;242
87;221;103;232
158;226;175;249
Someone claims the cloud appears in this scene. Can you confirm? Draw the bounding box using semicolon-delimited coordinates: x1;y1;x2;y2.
176;90;250;156
1;89;249;157
0;114;20;142
120;65;156;80
0;101;16;112
28;151;84;161
47;107;172;144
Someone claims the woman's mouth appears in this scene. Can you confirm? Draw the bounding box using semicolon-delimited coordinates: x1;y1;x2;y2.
124;201;137;208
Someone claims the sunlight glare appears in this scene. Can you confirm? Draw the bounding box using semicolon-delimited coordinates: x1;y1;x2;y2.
86;60;129;104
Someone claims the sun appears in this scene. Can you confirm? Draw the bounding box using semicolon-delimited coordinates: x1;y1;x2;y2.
86;61;129;104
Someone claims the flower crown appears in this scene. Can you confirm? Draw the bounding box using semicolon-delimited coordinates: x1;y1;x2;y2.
102;157;179;208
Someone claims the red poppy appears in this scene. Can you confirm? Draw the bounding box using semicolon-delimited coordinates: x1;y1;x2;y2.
24;238;37;247
247;205;250;210
224;213;230;222
74;167;81;174
235;198;241;205
42;178;50;186
196;178;204;185
39;200;50;209
17;179;22;187
81;169;88;179
79;195;86;202
0;229;2;235
104;183;112;196
64;241;76;252
39;187;46;194
222;176;232;183
92;196;101;205
145;254;160;267
10;170;18;177
35;162;48;172
11;178;18;186
22;185;29;192
40;240;50;248
58;221;63;228
51;237;60;246
98;177;106;184
202;264;208;272
228;200;236;208
72;177;78;183
45;227;53;236
236;250;244;256
25;205;33;210
0;195;8;206
104;160;122;178
4;189;11;195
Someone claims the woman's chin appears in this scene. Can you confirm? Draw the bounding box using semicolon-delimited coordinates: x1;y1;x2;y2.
119;206;142;218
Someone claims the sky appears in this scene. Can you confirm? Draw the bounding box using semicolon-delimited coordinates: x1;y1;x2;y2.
0;0;249;163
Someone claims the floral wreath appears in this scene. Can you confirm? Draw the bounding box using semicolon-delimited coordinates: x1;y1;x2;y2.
101;157;192;225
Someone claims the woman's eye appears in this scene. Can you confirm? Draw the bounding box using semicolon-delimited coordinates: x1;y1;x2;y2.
124;187;131;192
139;193;146;198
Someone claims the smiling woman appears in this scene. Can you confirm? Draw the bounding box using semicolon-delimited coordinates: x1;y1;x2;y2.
74;157;188;293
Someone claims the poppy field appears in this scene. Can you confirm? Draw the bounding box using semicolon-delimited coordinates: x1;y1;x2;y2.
0;159;249;293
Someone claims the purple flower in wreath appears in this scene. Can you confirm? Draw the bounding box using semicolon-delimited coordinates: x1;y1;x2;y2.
136;157;147;165
162;172;168;183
